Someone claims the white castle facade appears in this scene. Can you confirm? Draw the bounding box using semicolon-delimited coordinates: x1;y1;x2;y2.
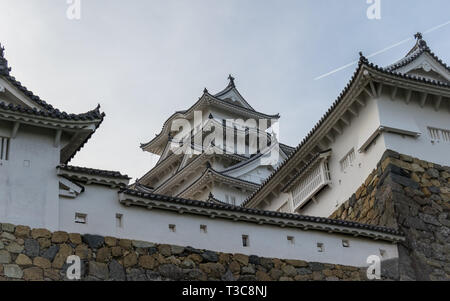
0;34;448;268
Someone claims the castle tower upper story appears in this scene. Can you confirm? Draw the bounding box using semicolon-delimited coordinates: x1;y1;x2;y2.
136;75;294;205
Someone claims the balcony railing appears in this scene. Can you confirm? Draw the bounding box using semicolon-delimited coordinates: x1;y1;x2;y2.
292;160;331;211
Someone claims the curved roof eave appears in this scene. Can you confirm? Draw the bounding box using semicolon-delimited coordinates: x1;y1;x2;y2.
140;92;280;153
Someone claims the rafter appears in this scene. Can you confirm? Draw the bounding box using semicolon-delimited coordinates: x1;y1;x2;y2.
363;88;374;98
369;81;377;98
11;122;20;139
332;125;342;135
54;129;62;148
355;98;365;107
377;83;383;97
420;93;428;108
405;90;412;104
390;86;398;101
326;133;334;143
434;95;442;111
340;116;350;126
347;107;358;117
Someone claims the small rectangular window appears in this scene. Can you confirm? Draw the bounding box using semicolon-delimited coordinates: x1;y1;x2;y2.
317;242;324;252
340;148;355;172
116;213;123;228
428;127;450;142
287;236;295;245
0;137;10;161
75;213;87;224
169;224;176;232
242;235;249;247
200;224;207;233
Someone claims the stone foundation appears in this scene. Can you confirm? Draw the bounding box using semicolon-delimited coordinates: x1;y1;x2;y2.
329;150;450;281
0;223;368;281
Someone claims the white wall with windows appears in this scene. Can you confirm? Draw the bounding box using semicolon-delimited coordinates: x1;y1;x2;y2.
261;97;387;217
58;182;399;267
377;94;450;167
260;90;450;218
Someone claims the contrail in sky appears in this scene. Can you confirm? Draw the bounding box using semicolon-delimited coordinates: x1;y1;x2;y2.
314;19;450;80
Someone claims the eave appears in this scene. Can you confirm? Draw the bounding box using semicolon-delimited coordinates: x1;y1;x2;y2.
0;103;105;164
140;145;246;190
140;92;280;154
176;168;260;199
57;164;131;188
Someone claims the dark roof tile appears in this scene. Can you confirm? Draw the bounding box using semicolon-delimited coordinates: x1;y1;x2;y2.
58;164;131;180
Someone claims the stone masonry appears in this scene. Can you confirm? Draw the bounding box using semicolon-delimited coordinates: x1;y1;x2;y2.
0;223;368;281
329;150;450;281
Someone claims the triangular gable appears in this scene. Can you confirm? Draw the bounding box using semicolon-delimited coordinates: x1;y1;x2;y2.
215;87;255;110
0;77;43;109
214;75;255;111
385;34;450;84
393;52;450;83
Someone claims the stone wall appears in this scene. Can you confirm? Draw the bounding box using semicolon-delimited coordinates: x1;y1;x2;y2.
329;150;450;281
0;223;368;281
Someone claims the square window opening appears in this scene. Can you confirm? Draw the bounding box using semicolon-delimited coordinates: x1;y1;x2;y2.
75;213;87;224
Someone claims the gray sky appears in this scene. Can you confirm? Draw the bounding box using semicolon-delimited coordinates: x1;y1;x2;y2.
1;0;449;180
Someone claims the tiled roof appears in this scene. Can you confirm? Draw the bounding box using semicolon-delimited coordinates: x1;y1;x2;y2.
0;43;105;164
385;36;450;74
0;102;104;121
140;86;280;151
279;143;295;156
0;43;105;121
119;188;404;238
58;164;131;180
243;50;450;207
176;167;259;198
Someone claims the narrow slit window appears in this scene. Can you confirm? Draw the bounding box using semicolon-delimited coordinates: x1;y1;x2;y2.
116;213;123;228
0;137;10;161
75;213;87;224
242;235;249;247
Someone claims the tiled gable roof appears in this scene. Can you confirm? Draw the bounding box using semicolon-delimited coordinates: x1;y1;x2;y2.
58;164;131;180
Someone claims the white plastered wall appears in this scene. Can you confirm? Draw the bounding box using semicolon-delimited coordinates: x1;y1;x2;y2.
58;183;398;267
